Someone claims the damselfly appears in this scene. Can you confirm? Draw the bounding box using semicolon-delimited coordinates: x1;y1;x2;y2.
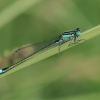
0;28;82;74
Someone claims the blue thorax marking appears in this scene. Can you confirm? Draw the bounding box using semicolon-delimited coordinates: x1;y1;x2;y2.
62;31;74;40
55;32;74;44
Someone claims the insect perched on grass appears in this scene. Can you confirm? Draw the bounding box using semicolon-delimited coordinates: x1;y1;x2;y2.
0;28;82;74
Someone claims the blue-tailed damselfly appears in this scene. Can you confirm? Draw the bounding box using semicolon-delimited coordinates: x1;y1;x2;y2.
0;28;82;74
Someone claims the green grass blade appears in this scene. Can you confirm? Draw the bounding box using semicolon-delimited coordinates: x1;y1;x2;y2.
0;25;100;78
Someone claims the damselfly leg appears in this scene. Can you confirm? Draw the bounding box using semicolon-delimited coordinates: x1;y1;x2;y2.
68;36;75;46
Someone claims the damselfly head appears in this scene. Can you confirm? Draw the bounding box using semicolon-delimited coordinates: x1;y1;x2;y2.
75;28;81;36
75;28;80;32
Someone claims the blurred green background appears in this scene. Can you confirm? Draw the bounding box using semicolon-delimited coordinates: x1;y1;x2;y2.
0;0;100;100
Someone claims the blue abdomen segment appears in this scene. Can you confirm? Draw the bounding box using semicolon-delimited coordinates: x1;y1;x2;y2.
0;69;6;74
0;67;8;74
0;69;4;74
